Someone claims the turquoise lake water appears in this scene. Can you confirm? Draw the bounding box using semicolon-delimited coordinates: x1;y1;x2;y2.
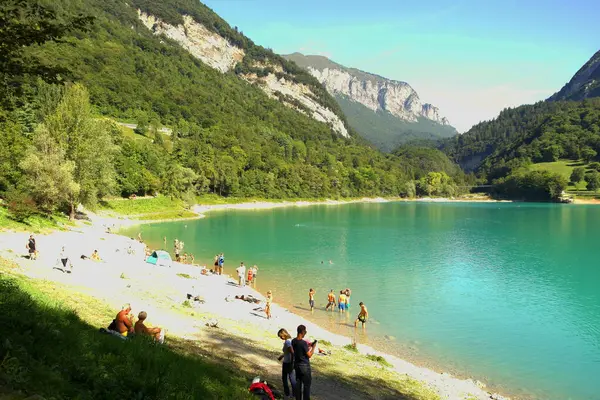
128;202;600;400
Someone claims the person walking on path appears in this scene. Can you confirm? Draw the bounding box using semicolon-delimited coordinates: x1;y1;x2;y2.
308;288;315;311
325;289;336;311
26;235;37;260
277;328;296;397
237;262;246;287
292;324;315;400
338;291;347;313
354;302;369;328
265;290;273;319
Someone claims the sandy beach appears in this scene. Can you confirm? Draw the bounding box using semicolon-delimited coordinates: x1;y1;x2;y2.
0;204;511;400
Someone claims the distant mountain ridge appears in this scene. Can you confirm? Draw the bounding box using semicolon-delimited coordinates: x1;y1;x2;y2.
549;49;600;101
283;53;457;151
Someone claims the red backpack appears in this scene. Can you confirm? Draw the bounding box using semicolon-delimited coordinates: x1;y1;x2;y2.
249;382;275;400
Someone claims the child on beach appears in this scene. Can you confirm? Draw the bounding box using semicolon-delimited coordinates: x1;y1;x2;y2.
309;288;315;311
277;328;296;397
265;290;273;319
338;291;347;313
247;266;253;285
326;289;336;311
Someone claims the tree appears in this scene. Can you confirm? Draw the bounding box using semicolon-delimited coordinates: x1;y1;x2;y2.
570;167;585;183
585;171;600;192
43;84;116;217
581;147;597;163
20;127;79;213
0;0;92;109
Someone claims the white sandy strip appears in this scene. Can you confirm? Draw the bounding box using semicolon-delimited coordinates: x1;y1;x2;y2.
0;220;503;400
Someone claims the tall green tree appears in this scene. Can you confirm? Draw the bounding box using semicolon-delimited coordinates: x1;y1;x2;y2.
20;127;79;213
42;84;116;216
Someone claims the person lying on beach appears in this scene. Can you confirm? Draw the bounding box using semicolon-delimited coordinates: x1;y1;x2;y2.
354;302;369;328
234;294;261;304
135;311;164;343
326;289;336;311
265;290;273;319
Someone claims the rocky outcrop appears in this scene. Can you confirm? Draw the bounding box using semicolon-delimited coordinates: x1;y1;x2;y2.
549;49;600;101
137;11;349;137
138;11;244;73
284;53;452;126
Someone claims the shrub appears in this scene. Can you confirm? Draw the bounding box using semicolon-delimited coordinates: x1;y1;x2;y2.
366;354;392;367
5;189;38;222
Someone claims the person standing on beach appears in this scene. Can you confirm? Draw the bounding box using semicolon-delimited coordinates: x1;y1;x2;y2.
265;290;273;319
174;239;180;261
237;262;246;287
163;236;167;247
308;288;315;311
338;291;347;313
26;235;37;260
247;266;254;285
325;290;336;311
218;253;225;275
251;265;258;285
277;328;296;397
354;302;369;328
292;324;315;400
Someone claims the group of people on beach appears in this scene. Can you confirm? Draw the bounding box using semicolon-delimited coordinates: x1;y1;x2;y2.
277;324;317;400
235;262;259;287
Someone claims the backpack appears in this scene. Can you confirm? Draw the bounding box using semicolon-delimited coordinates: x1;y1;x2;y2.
249;382;275;400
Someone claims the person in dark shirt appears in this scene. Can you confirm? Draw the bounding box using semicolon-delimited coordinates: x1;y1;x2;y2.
27;235;37;260
291;324;315;400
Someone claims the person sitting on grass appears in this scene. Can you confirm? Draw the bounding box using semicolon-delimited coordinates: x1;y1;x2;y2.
114;303;134;337
134;311;165;344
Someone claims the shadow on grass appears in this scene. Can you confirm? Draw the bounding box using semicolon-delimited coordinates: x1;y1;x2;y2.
171;324;436;400
567;162;586;167
0;276;253;400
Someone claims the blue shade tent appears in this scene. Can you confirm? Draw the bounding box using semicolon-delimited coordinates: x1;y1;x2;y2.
146;250;172;268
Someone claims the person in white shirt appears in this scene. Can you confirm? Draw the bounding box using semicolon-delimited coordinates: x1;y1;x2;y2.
236;262;246;287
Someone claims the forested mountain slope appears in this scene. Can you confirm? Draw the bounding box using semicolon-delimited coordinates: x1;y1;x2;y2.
0;0;470;220
284;52;457;151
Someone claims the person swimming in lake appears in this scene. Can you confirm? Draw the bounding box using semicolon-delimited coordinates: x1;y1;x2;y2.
308;288;315;311
354;302;368;328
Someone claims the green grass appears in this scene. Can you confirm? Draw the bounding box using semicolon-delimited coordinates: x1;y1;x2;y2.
528;159;589;190
0;207;74;233
177;273;192;279
99;196;186;215
366;354;393;368
343;343;359;352
0;258;252;400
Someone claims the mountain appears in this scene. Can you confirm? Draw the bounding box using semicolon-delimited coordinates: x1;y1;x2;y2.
283;53;457;151
0;0;470;204
549;50;600;101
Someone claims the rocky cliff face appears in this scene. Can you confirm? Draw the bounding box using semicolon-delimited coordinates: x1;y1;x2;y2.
549;49;600;101
284;53;451;126
137;11;349;137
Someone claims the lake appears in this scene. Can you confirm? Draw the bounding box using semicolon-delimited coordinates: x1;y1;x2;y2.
127;202;600;400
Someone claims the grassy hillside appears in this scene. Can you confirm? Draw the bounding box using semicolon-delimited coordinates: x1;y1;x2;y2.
336;95;457;152
0;259;253;400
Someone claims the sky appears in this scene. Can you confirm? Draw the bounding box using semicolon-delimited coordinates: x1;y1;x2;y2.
202;0;598;132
